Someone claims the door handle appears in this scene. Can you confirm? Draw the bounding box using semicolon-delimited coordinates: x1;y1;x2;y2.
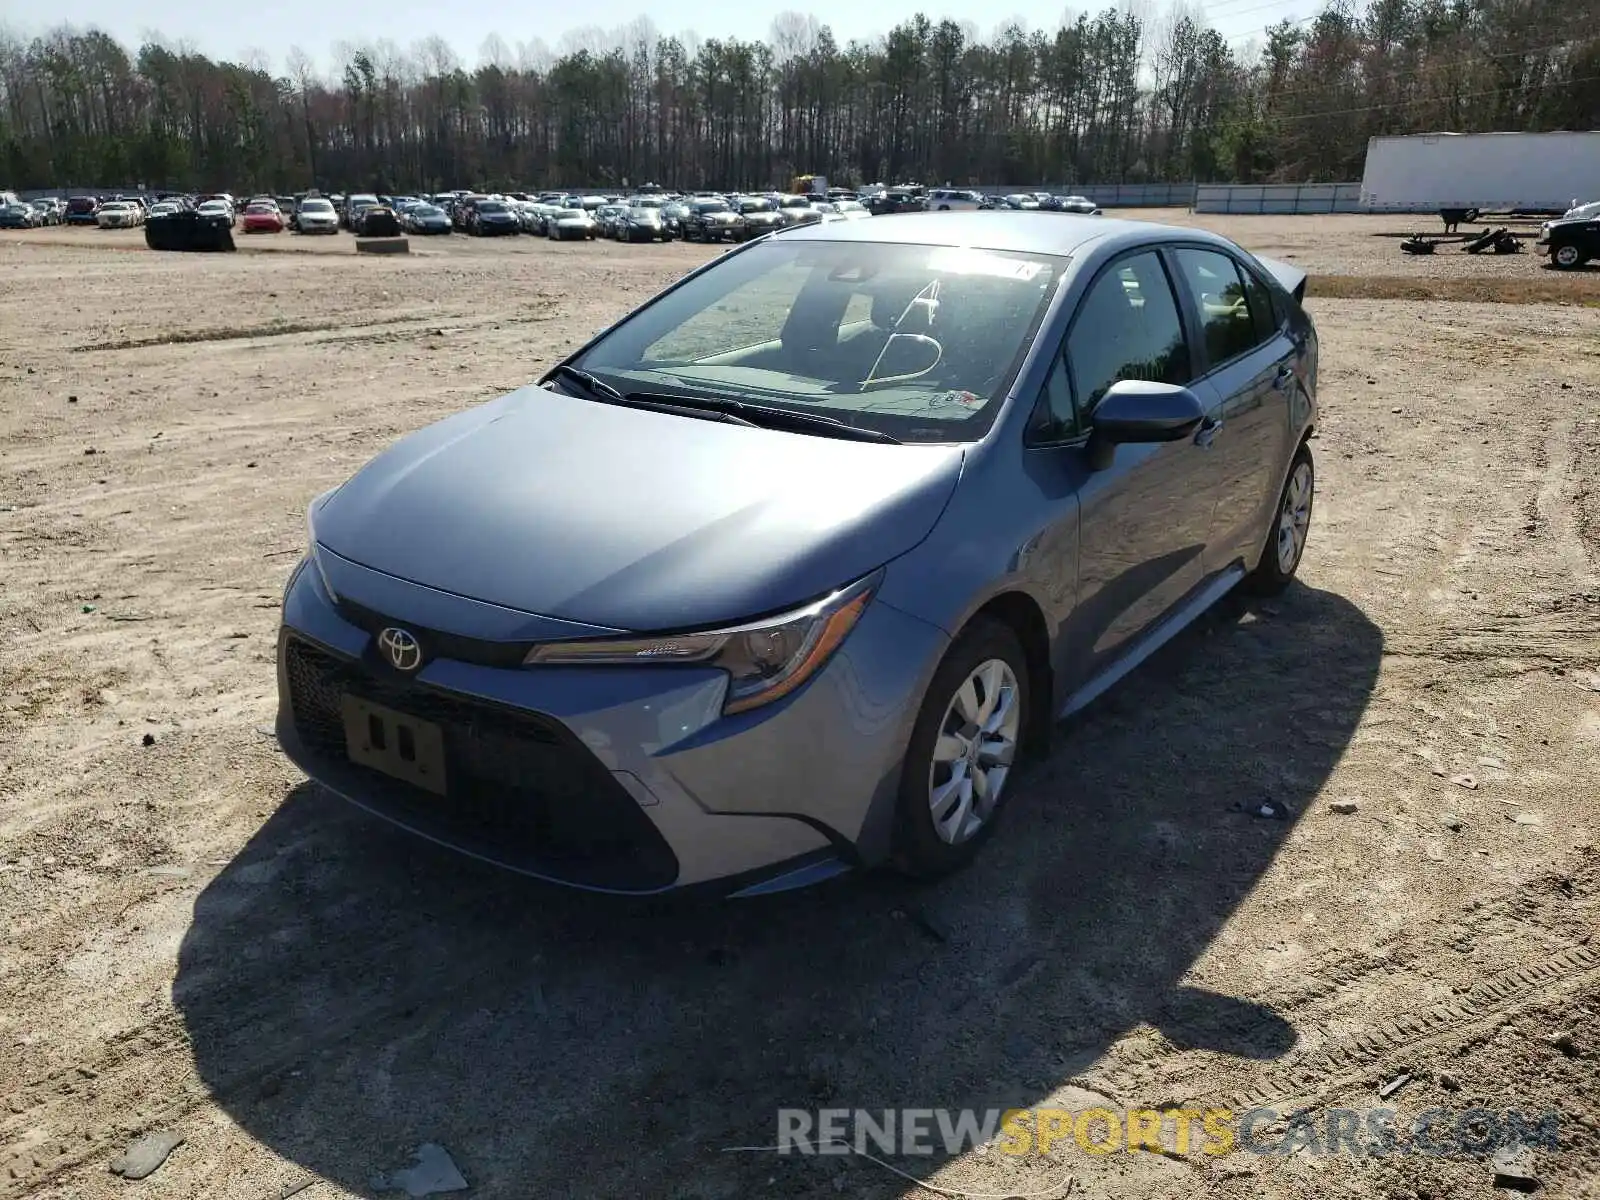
1273;364;1296;391
1194;415;1223;447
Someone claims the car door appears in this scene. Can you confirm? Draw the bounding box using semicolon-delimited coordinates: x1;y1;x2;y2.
1168;246;1298;575
1028;249;1217;688
1583;218;1600;257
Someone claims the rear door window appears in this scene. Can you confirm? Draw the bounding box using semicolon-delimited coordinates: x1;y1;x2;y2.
1238;264;1281;343
1173;248;1267;367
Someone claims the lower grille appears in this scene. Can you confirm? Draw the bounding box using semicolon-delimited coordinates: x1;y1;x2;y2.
283;635;678;890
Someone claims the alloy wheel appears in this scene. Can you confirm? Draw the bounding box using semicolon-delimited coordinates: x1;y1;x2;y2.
927;659;1021;845
1276;460;1313;574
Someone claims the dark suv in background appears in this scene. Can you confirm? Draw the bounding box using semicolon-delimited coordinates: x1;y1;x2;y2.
1539;203;1600;269
869;188;927;215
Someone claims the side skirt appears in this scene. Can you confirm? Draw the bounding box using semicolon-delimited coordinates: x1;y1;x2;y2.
1057;564;1246;721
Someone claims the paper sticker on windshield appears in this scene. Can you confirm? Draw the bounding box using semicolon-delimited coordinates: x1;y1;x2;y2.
930;390;985;409
928;248;1045;281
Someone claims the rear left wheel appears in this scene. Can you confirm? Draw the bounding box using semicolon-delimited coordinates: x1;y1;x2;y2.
893;618;1029;879
1246;445;1314;594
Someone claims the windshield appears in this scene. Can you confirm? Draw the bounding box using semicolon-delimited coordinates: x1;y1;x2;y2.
1563;201;1600;219
629;208;659;219
301;200;333;213
413;204;443;217
696;201;730;214
575;239;1063;443
740;199;773;213
478;202;508;213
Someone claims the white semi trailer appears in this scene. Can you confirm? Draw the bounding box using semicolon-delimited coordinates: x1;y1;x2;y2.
1360;131;1600;224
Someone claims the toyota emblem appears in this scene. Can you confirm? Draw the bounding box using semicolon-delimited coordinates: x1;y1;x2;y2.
376;627;423;672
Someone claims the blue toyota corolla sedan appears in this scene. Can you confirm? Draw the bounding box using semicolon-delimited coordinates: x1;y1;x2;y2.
277;211;1317;897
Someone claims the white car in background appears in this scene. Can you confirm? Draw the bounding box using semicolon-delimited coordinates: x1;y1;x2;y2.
1056;195;1103;215
294;197;339;234
927;188;990;211
196;199;235;229
96;201;139;229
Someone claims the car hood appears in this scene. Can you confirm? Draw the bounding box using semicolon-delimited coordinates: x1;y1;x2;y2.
313;386;965;631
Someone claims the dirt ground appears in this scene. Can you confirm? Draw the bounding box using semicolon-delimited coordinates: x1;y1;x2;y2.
1;215;1598;1200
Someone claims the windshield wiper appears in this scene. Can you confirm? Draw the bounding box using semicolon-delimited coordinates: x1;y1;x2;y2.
549;365;757;427
551;367;900;443
549;364;625;403
625;391;903;444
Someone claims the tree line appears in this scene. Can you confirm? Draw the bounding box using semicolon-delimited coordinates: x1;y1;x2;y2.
1;1;1595;195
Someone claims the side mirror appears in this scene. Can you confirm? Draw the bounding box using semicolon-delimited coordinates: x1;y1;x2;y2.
1090;380;1206;445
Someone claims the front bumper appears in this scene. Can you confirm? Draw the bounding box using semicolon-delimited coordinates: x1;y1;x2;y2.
276;555;947;895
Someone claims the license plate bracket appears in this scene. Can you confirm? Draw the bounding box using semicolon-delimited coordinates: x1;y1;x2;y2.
341;695;448;796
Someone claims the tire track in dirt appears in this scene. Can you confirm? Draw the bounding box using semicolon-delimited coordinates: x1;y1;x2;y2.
1222;945;1598;1112
1537;416;1598;591
1080;847;1600;1120
1079;946;1599;1120
73;314;423;352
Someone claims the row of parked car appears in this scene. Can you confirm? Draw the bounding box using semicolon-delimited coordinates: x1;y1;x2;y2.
0;195;66;226
259;185;1101;244
0;192;243;230
1;183;1106;244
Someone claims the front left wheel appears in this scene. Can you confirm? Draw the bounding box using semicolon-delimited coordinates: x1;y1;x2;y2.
1551;244;1587;269
893;617;1029;879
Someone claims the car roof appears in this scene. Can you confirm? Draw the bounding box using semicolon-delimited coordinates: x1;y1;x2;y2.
776;210;1235;259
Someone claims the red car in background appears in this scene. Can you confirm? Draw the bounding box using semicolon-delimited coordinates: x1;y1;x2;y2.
241;201;285;233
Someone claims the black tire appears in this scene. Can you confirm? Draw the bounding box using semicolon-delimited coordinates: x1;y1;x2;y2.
893;617;1030;880
1551;243;1587;270
1246;444;1314;595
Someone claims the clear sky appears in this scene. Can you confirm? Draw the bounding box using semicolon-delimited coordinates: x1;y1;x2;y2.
8;0;1322;74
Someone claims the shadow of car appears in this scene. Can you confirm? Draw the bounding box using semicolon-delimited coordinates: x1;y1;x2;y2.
176;580;1378;1194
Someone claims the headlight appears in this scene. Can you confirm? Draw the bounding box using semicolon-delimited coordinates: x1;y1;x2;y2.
304;487;342;599
523;570;881;715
